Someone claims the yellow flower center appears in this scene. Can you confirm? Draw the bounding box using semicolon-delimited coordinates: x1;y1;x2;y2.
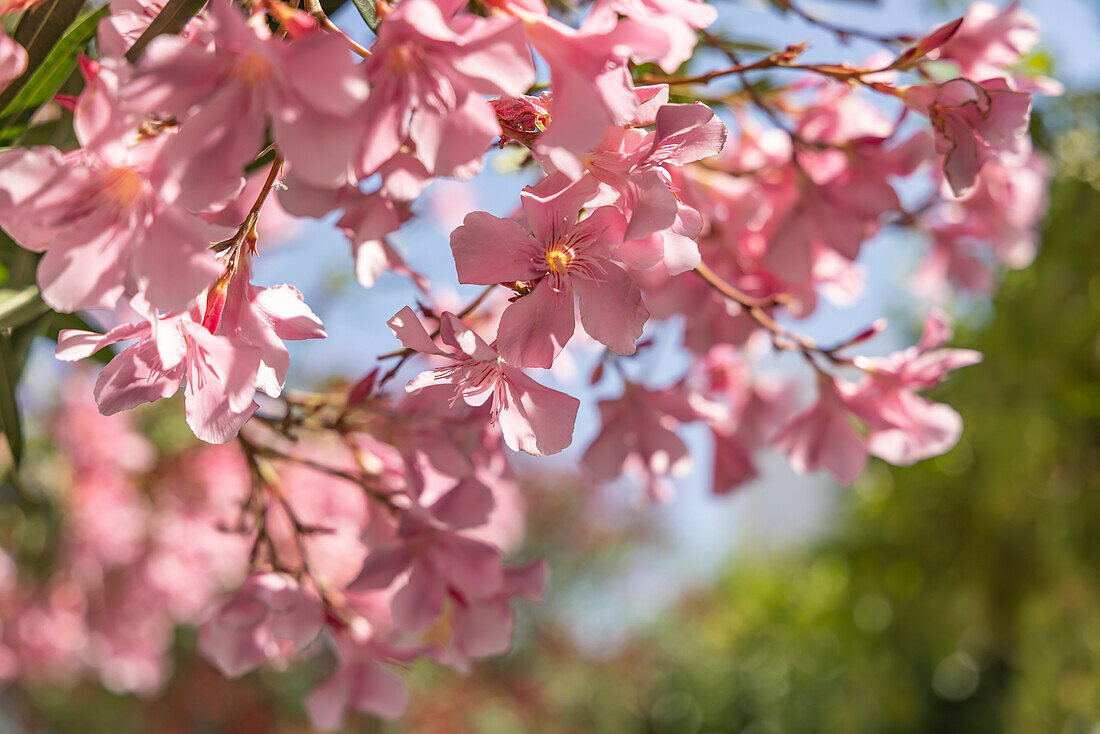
98;167;144;209
233;50;274;84
386;44;426;74
544;242;575;274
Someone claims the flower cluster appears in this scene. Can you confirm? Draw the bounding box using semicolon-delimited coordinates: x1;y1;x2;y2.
0;0;1053;725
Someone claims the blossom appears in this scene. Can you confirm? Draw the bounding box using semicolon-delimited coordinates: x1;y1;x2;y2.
305;637;419;728
55;279;326;445
450;175;647;367
448;561;546;664
388;306;580;456
357;0;534;177
55;302;262;443
127;0;370;203
582;101;727;274
904;78;1032;197
773;372;868;485
845;310;982;465
695;344;797;493
763;89;931;285
197;573;324;678
582;382;697;501
0;60;223;312
0;28;26;90
935;2;1040;81
348;477;504;634
520;13;647;178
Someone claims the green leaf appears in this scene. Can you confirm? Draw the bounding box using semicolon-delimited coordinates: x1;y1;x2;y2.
0;332;24;466
125;0;209;62
0;4;108;142
0;0;86;112
347;0;380;33
0;286;49;329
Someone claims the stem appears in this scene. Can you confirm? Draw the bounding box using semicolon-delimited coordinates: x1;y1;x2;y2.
212;153;285;257
692;261;862;365
301;0;371;58
783;0;905;50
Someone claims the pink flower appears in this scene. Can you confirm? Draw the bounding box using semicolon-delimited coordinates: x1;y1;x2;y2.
773;373;868;485
590;0;716;73
935;2;1039;81
448;561;545;664
0;28;26;91
0;61;223;312
128;0;369;203
55;299;263;444
357;0;534;177
914;152;1049;299
521;14;645;178
582;102;727;273
845;310;982;465
450;175;648;367
197;573;324;678
763;88;931;284
305;637;419;728
388;307;580;456
904;78;1032;197
695;345;797;493
582;382;697;501
208;258;327;398
348;477;504;634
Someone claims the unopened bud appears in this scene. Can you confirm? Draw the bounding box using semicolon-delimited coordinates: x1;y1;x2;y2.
264;0;316;39
77;54;99;82
201;271;233;334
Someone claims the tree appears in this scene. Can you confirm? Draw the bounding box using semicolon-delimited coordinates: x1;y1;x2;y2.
0;0;1059;728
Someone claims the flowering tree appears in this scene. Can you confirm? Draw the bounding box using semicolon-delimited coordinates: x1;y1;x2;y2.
0;0;1054;727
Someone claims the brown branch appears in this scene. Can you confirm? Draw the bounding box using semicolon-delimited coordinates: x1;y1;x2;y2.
693;262;864;365
300;0;371;58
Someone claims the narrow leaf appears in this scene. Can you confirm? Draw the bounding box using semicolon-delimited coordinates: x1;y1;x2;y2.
0;4;108;140
0;285;49;329
125;0;208;62
0;333;24;466
0;0;86;111
347;0;380;33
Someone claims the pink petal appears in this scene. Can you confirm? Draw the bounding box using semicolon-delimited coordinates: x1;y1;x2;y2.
387;306;443;356
181;326;263;443
432;533;502;600
439;312;496;362
392;561;446;634
496;277;576;369
430;477;496;530
55;322;148;362
94;341;183;415
135;207;223;313
497;365;579;456
449;211;544;285
647;102;727;166
282;30;369;117
574;264;648;355
348;545;412;592
453;599;513;659
0;30;27;89
409;93;498;177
